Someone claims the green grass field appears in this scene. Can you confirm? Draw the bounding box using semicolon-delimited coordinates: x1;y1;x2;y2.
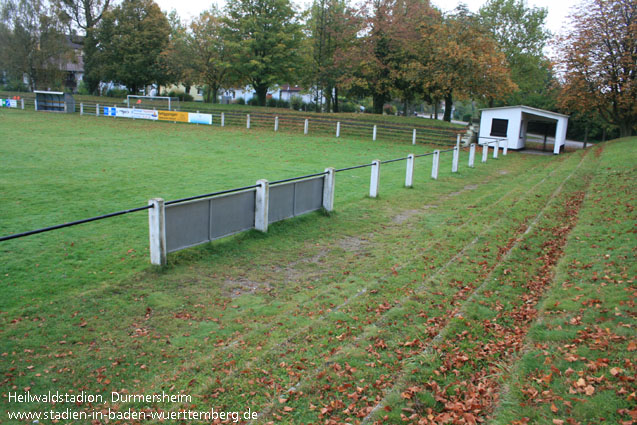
0;109;635;424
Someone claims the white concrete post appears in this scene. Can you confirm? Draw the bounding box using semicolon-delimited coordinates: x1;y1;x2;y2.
80;103;84;115
432;150;440;179
503;141;508;156
468;143;476;168
148;198;166;266
304;119;309;135
336;122;341;138
246;114;251;129
64;102;67;113
96;103;99;116
21;99;24;110
369;160;380;198
373;125;377;141
221;112;225;127
412;129;417;145
255;179;269;232
405;154;415;187
452;142;459;173
323;167;335;212
274;116;279;132
482;143;488;163
34;99;38;111
493;140;499;159
457;134;461;146
112;105;116;118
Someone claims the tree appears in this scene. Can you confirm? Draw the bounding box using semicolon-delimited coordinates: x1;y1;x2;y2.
479;0;552;107
0;0;71;90
160;10;195;92
305;0;355;112
94;0;170;93
188;8;231;103
416;7;516;121
54;0;113;94
556;0;636;137
223;0;303;106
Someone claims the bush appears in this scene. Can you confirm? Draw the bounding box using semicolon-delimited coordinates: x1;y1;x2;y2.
166;90;193;102
105;88;128;98
383;104;396;115
3;79;28;92
290;96;303;110
236;97;245;105
248;97;259;106
462;113;473;122
339;101;357;113
267;97;277;108
277;99;290;109
77;81;90;95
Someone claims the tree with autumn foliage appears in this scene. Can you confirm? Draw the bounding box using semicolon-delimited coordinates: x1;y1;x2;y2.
416;7;516;121
339;0;434;114
555;0;636;137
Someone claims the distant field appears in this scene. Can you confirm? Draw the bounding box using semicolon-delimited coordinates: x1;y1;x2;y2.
0;108;634;424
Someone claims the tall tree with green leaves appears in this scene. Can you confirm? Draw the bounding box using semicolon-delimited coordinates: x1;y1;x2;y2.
160;10;195;92
94;0;170;93
0;0;71;90
188;7;231;103
54;0;113;94
223;0;303;106
305;0;355;112
479;0;552;107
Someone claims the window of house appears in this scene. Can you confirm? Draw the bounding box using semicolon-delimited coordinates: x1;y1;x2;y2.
490;118;509;137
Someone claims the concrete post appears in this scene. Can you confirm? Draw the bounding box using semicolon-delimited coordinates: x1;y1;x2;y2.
64;102;67;113
369;160;380;198
274;116;279;132
96;103;99;116
493;140;499;159
452;142;459;173
255;179;269;232
34;99;38;111
412;129;417;145
148;198;166;266
21;99;24;110
431;150;440;180
221;112;225;127
503;142;508;156
304;119;309;135
246;114;251;129
323;167;335;212
468;143;476;168
457;134;461;146
336;122;341;138
80;103;84;115
482;143;488;163
373;125;377;141
405;154;415;187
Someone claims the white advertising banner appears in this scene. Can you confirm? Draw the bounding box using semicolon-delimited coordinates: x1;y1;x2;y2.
188;112;213;125
115;107;158;120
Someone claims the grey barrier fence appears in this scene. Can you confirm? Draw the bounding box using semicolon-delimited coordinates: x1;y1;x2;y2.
0;137;509;267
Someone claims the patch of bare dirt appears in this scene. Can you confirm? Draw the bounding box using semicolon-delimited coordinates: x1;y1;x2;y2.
224;278;272;298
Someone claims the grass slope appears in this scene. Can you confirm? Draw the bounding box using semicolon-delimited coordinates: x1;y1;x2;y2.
0;108;634;424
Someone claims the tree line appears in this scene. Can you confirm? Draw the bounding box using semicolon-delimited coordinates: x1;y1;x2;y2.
0;0;634;136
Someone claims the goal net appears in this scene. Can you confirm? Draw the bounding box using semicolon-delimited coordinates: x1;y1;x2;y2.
126;95;179;111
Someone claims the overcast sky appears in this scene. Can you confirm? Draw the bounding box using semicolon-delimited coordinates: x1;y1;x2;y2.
154;0;581;38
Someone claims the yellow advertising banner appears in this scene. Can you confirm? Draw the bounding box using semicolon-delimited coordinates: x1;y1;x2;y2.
158;110;189;122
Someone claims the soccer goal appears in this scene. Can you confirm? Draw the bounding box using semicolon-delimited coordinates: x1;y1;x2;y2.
126;95;179;111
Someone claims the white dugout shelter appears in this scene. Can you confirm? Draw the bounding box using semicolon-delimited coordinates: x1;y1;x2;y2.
478;105;569;154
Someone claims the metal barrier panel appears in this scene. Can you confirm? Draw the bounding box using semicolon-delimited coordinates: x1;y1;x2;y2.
165;199;210;253
210;190;255;239
165;189;256;253
269;176;325;224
